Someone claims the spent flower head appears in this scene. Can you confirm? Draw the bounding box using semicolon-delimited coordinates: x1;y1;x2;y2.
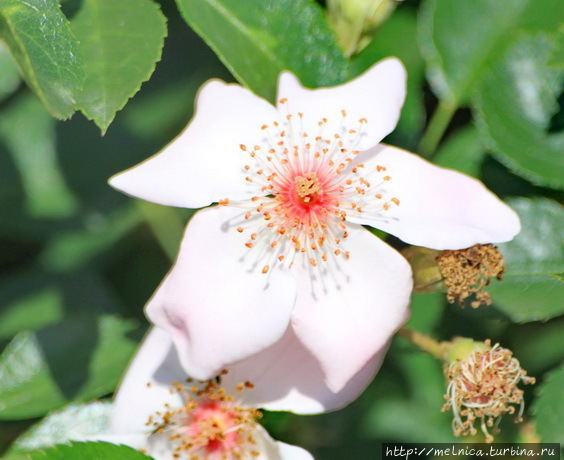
438;244;506;308
442;338;535;443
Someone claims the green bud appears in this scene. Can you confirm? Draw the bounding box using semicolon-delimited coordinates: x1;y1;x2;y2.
401;246;444;293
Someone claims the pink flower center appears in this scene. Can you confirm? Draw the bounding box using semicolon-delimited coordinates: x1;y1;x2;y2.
222;99;400;274
147;378;261;459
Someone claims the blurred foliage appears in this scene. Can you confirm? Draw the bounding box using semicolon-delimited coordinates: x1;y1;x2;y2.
0;0;562;458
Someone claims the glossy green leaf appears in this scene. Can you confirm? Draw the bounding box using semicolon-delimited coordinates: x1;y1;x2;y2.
0;0;84;118
489;198;564;322
26;442;151;460
0;42;20;102
70;0;167;133
474;33;564;190
419;0;529;106
10;402;111;453
533;363;564;443
0;93;78;217
0;315;138;420
433;125;486;178
175;0;348;101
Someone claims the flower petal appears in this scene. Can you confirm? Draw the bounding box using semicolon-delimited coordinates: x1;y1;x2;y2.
109;80;280;208
109;327;185;435
350;145;521;249
222;326;385;414
290;225;412;392
146;206;297;380
277;58;406;151
254;426;313;460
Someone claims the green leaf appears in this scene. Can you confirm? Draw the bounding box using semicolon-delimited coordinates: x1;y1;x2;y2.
550;272;564;282
533;363;564;443
474;33;564;190
10;401;111;453
0;41;20;102
433;125;486;178
26;442;151;460
0;0;84;118
0;315;139;420
70;0;167;133
175;0;348;101
0;92;78;217
419;0;530;106
489;198;564;322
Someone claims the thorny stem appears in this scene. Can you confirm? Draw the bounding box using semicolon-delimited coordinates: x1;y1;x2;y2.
418;99;457;159
398;327;447;360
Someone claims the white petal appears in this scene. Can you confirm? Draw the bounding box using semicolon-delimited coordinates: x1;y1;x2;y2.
254;426;314;460
350;145;521;249
277;58;406;151
109;327;186;435
109;80;280;208
222;326;386;414
146;206;297;380
290;225;412;392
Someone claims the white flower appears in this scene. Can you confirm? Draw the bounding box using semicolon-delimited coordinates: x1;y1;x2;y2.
110;58;520;394
99;328;313;460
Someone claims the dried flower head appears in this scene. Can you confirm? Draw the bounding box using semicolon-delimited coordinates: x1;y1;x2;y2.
437;244;505;308
442;339;535;442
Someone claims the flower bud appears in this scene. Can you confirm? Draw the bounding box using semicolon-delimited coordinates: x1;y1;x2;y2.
327;0;397;56
402;246;444;293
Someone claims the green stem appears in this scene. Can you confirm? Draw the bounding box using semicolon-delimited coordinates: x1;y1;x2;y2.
398;327;447;361
418;100;457;159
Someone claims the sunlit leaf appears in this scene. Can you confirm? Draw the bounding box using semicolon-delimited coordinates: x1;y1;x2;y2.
0;315;139;420
0;0;84;118
26;442;151;460
0;93;78;217
418;0;529;106
474;33;564;190
11;401;111;452
70;0;167;133
175;0;348;101
489;198;564;322
533;363;564;443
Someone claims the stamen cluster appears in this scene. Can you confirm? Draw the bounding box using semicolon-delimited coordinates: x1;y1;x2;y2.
223;100;399;274
437;244;505;308
442;340;535;442
146;372;261;459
